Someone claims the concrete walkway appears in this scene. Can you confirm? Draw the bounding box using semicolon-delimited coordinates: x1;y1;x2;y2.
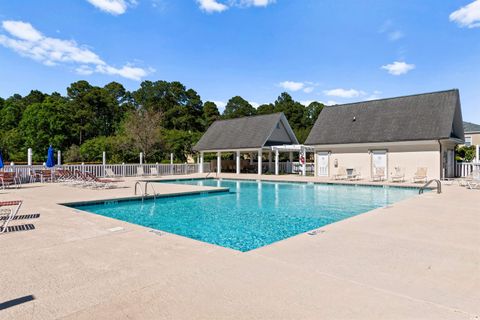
0;175;478;319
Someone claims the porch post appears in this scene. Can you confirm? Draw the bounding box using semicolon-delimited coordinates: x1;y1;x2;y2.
275;149;279;175
236;150;241;174
258;149;262;175
199;152;204;173
217;152;221;175
289;152;293;162
27;148;32;166
301;147;306;176
268;151;272;173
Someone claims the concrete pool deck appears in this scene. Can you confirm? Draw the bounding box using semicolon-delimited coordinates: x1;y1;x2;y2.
0;174;479;319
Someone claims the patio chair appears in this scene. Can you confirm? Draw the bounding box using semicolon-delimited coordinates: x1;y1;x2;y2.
391;167;405;183
137;166;145;176
0;172;20;189
413;167;428;183
105;168;116;178
459;169;479;187
333;167;347;180
348;168;362;181
0;200;23;234
372;167;386;182
466;170;480;189
150;168;160;176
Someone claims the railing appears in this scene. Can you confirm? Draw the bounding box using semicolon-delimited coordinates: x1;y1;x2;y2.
419;179;441;194
455;162;480;177
1;163;211;183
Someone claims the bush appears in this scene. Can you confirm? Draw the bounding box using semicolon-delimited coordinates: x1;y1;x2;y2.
456;145;476;162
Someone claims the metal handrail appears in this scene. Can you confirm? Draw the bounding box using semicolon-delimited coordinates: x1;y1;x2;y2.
134;181;142;196
144;181;157;200
419;179;442;194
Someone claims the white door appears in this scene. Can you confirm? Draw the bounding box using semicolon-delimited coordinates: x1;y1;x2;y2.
317;152;329;177
371;150;387;178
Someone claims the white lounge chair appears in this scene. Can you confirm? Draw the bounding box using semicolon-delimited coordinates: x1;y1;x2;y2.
391;167;405;183
137;167;145;176
105;168;116;178
333;167;347;180
0;200;23;234
372;167;386;182
413;167;428;183
347;168;362;181
150;168;159;176
466;170;480;189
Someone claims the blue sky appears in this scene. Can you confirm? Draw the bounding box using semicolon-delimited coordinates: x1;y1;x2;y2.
0;0;479;122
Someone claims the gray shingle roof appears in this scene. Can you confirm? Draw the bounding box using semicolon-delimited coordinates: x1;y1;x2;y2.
305;89;464;145
193;113;298;151
464;121;480;133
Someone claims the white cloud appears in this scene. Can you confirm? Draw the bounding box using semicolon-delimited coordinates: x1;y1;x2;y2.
303;87;314;93
388;30;404;41
196;0;228;12
323;88;365;98
196;0;275;13
450;0;480;28
249;101;260;108
381;61;415;75
366;90;382;100
279;81;305;92
0;20;151;81
211;100;227;111
86;0;137;15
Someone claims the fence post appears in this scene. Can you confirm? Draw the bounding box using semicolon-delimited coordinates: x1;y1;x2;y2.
140;153;143;165
58;150;62;166
81;162;85;174
102;151;106;177
122;163;125;177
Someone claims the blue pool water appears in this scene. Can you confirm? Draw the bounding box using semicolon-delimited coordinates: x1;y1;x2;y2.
71;179;419;251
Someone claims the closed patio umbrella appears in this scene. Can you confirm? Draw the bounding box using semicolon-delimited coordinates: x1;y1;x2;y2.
46;146;55;168
0;151;4;170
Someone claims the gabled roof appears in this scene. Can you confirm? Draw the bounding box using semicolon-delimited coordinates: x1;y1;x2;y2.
464;121;480;133
193;113;298;151
305;89;464;145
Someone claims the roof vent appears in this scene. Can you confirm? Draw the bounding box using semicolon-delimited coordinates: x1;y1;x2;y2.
353;116;356;122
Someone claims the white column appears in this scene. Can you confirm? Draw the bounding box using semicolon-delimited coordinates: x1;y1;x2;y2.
268;151;272;173
289;152;293;162
102;151;106;166
217;152;221;175
275;149;279;175
476;145;480;163
301;148;306;176
250;153;254;165
57;150;62;166
27;148;33;166
140;152;143;164
170;153;173;165
236;151;241;174
199;152;204;173
258;149;262;175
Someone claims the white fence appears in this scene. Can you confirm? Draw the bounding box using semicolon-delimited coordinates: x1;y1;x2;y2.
455;162;480;177
2;163;211;183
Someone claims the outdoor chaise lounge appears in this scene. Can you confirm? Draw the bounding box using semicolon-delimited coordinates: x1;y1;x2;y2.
372;167;386;182
413;167;428;183
334;167;347;180
137;167;145;176
0;200;22;234
347;168;362;181
391;167;406;183
466;170;480;190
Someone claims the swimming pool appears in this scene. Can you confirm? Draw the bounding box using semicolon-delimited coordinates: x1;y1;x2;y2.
70;179;420;251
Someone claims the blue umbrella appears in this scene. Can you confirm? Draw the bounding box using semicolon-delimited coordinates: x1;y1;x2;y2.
0;150;4;169
46;146;55;168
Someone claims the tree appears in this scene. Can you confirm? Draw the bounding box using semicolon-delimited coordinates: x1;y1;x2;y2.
163;130;202;162
273;92;305;130
304;101;324;127
19;96;72;161
123;109;163;161
223;96;256;119
257;103;275;115
203;101;220;127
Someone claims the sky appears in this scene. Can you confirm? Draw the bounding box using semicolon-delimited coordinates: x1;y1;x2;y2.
0;0;479;122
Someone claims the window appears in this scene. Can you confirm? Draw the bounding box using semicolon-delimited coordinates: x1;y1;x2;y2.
465;136;472;147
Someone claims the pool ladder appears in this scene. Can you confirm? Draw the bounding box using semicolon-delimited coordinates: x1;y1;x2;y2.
419;179;442;194
134;181;157;201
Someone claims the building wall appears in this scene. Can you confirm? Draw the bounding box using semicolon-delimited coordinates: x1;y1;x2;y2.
314;142;443;181
464;132;480;146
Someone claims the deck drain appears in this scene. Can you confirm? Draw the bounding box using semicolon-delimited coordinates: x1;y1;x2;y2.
307;229;326;236
108;227;124;232
149;229;165;236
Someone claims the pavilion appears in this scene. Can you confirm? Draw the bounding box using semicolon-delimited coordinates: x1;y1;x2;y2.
193;113;309;175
